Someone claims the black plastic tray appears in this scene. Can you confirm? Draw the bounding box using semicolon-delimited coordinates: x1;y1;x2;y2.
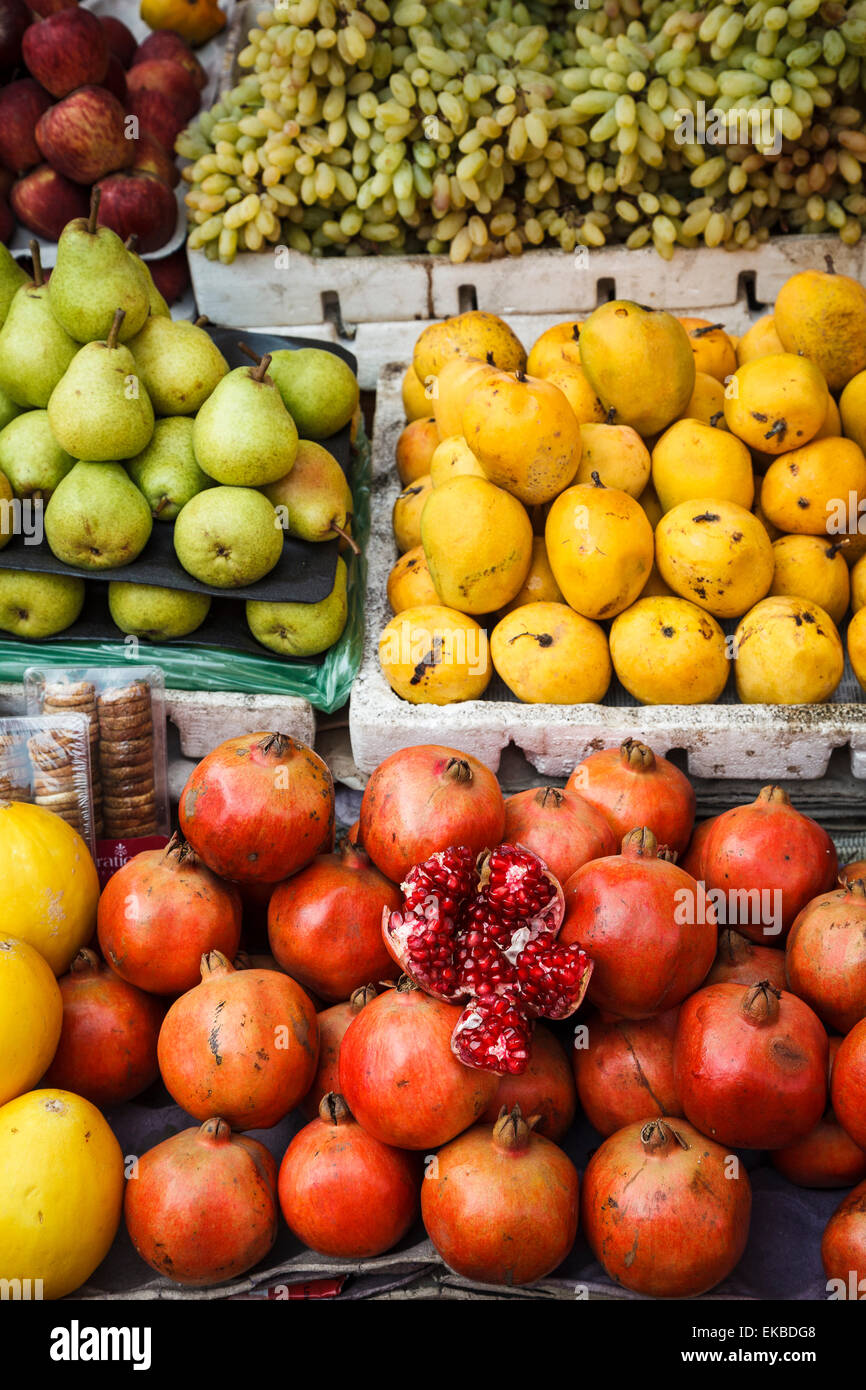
20;585;327;666
7;328;358;607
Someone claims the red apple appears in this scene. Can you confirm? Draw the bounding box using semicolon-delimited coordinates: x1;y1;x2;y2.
0;197;13;245
11;163;89;240
0;80;54;175
0;0;31;77
127;89;187;155
36;86;133;184
133;131;180;189
126;60;201;125
99;14;137;68
0;166;13;202
149;246;190;306
132;31;206;90
102;53;128;105
96;170;177;254
22;7;109;98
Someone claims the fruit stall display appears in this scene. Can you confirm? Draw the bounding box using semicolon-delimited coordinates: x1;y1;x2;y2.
349;267;866;778
2;732;866;1300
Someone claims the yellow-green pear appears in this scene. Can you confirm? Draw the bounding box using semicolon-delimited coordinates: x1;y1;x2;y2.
47;309;155;461
268;348;359;439
263;440;355;546
44;461;153;570
108;582;211;640
47;190;150;344
0;569;85;638
0;412;74;500
127;418;213;520
129;317;229;416
192;356;298;486
246;557;348;656
0;243;28;328
174;486;284;588
0;244;78;408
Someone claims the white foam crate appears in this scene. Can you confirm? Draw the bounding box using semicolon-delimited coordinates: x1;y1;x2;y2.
349;361;866;782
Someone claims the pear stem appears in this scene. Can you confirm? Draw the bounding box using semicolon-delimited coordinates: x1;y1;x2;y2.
154;496;170;517
124;233;139;253
107;308;126;350
29;240;44;289
331;522;360;555
250;353;272;383
195;316;210;328
88;186;101;236
237;341;261;364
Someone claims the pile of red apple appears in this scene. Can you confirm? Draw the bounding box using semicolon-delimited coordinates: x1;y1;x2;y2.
0;0;206;251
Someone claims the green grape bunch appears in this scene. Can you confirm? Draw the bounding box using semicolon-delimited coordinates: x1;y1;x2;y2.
176;0;866;263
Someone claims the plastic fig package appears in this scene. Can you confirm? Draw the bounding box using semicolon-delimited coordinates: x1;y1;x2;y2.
24;664;170;882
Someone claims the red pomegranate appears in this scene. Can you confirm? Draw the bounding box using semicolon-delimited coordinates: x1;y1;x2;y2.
560;827;716;1018
268;841;399;1002
502;786;616;884
124;1118;279;1287
421;1105;579;1286
701;786;837;943
383;843;591;1073
179;732;335;883
841;859;866;884
679;816;717;879
582;1117;752;1297
674;981;828;1149
572;1008;682;1136
279;1093;420;1258
158;951;319;1129
706;928;787;991
566;740;695;854
42;949;164;1106
300;984;379;1120
822;1179;866;1294
785;879;866;1035
338;977;499;1149
359;745;505;884
481;1023;576;1141
831;1017;866;1150
97;834;242;995
772;1038;866;1189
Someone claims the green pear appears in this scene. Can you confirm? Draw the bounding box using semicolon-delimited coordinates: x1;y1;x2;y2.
246;557;348;656
0;384;21;433
129;316;229;416
0;245;78;408
108;582;211;640
44;461;153;570
263;439;355;546
48;190;150;344
127;417;214;520
174;486;284;588
0;411;75;500
192;357;298;486
268;348;359;439
47;309;155;461
0;243;28;328
0;568;85;638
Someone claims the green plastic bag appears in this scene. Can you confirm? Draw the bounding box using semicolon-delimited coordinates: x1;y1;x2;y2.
0;428;371;715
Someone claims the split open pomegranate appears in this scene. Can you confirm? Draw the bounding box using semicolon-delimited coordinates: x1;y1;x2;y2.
383;843;592;1075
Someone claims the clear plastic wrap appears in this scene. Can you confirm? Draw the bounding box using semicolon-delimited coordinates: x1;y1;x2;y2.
0;714;96;850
